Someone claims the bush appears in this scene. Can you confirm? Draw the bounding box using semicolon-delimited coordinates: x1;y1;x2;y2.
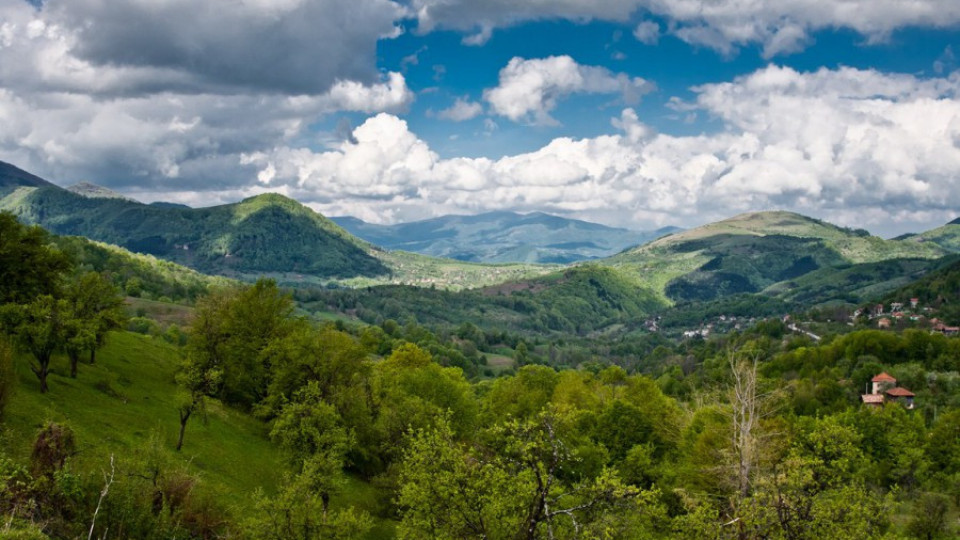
127;317;160;336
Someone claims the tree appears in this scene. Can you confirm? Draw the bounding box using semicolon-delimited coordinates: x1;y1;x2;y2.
174;352;221;452
270;382;353;519
907;493;951;540
187;279;293;409
398;411;661;539
0;211;71;305
63;271;126;366
5;296;69;393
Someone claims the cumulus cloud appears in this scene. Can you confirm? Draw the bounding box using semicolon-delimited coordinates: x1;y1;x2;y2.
437;97;484;121
0;0;413;192
483;56;653;125
412;0;960;57
241;66;960;235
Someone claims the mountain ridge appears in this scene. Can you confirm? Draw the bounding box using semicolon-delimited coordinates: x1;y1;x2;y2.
332;211;680;264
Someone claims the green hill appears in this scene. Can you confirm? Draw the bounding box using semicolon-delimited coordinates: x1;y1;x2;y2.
908;220;960;253
602;211;946;303
0;174;389;279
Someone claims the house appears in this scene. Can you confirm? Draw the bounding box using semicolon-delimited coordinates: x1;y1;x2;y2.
871;372;896;394
910;298;919;309
891;302;904;312
872;304;885;316
885;387;916;409
861;372;916;409
877;317;891;329
932;322;960;336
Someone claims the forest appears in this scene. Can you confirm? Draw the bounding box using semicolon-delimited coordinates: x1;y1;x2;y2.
1;211;959;539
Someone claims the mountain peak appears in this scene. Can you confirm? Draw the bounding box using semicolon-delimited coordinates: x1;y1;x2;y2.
67;182;134;201
949;217;960;226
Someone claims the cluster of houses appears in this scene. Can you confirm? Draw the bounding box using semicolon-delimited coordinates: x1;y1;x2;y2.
856;298;959;334
861;372;915;409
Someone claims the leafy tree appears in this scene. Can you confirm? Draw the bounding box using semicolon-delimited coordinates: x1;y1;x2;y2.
4;296;70;393
907;493;951;540
246;475;372;540
187;279;293;409
398;411;661;539
270;382;353;519
63;271;126;366
174;352;221;452
0;211;71;305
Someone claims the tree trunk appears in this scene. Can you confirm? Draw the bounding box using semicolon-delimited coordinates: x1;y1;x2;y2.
176;408;192;452
89;348;96;365
31;355;51;393
69;351;79;378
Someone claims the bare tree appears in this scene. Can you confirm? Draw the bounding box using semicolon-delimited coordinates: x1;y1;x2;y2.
729;350;761;499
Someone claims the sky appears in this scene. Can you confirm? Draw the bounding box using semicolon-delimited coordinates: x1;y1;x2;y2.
2;1;960;237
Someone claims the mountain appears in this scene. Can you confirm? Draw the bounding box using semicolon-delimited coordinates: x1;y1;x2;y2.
603;211;947;304
0;160;56;198
0;164;388;279
67;181;134;201
332;211;679;264
906;218;960;253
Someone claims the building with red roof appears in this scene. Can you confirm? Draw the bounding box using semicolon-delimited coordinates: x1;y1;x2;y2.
862;373;916;409
871;372;896;394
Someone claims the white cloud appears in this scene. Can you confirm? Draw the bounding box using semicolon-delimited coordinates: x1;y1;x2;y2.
239;66;960;235
633;21;660;45
437;97;484;121
412;0;960;57
483;56;653;125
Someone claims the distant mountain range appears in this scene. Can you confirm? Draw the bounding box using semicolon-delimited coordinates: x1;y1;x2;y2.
332;212;680;264
4;159;960;310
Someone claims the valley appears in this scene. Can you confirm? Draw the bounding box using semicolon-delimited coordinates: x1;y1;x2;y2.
2;160;960;539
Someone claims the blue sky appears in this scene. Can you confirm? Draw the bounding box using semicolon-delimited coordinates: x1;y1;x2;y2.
369;22;960;160
2;1;960;236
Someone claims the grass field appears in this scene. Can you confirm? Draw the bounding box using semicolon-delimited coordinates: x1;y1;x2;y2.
1;330;396;537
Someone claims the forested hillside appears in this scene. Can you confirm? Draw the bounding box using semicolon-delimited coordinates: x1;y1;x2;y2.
0;162;388;279
604;211;946;304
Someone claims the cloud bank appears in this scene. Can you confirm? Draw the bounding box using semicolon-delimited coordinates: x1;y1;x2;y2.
241;65;960;234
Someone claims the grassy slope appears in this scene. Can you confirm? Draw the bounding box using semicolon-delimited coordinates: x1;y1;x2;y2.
1;331;393;536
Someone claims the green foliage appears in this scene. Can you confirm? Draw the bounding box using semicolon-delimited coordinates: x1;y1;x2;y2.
53;235;229;304
0;212;71;305
907;493;951;540
245;478;373;540
187;279;294;409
